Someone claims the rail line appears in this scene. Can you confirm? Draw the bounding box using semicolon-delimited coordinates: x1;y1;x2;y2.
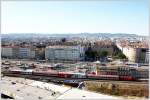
2;73;148;84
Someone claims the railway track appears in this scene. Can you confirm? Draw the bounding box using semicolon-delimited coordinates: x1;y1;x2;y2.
2;73;148;84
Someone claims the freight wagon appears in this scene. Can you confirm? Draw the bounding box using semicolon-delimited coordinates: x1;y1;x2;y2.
32;70;58;77
87;74;119;80
3;70;138;81
119;76;136;81
58;72;72;78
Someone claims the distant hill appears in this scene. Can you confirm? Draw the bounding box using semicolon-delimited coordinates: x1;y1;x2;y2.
1;33;147;39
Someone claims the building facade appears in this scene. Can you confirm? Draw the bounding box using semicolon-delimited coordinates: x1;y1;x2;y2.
19;47;30;59
1;47;13;58
35;46;46;60
19;47;35;59
145;50;149;63
122;47;148;63
45;45;85;61
1;46;35;59
116;43;149;63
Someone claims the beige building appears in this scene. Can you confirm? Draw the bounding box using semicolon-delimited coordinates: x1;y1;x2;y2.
35;46;45;60
91;40;114;55
116;43;149;63
30;48;36;59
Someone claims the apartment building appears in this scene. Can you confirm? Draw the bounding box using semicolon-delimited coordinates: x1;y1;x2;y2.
18;47;35;59
145;50;149;63
35;45;46;60
86;40;114;55
2;46;14;58
45;45;85;61
19;47;30;58
116;41;149;63
1;46;35;59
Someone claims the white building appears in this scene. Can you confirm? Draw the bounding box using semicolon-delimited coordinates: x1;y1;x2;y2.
2;46;35;59
19;47;30;58
19;47;35;59
45;45;85;61
145;50;149;63
1;47;13;58
30;49;36;59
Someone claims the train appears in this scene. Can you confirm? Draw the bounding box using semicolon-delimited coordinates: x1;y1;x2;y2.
2;69;137;81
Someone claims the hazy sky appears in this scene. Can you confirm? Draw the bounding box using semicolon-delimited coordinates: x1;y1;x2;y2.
2;0;149;35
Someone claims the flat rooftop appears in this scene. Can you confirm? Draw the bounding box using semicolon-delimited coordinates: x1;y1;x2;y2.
1;77;57;100
46;45;79;48
56;88;120;100
1;76;130;100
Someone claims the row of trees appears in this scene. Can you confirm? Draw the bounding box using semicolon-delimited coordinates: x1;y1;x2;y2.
112;45;127;59
85;49;108;59
85;46;127;61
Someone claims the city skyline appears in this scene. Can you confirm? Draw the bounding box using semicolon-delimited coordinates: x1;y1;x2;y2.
2;0;149;35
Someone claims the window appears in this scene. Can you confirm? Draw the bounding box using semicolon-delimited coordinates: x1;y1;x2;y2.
141;49;146;52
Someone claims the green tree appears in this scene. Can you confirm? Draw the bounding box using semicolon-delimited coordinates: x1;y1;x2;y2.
99;51;108;57
61;38;66;42
85;49;99;59
117;52;126;59
113;52;126;59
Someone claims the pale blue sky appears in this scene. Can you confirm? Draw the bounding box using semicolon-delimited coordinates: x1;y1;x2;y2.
2;0;149;35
